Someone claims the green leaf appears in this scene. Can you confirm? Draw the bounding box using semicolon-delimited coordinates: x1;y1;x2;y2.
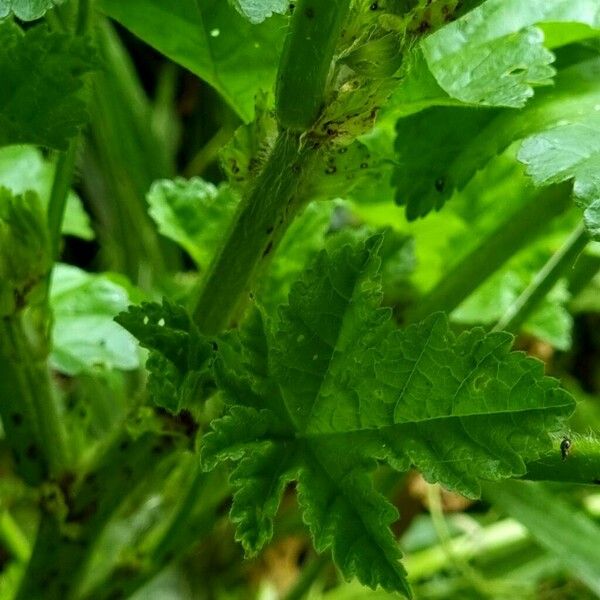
50;264;140;376
147;178;238;269
203;234;574;596
386;48;459;119
393;106;496;219
228;0;288;24
0;0;64;20
518;113;600;241
424;26;554;108
99;0;286;122
394;58;600;218
116;300;215;413
0;22;96;150
0;145;93;240
258;200;336;310
0;187;51;315
388;1;600;120
421;0;600;109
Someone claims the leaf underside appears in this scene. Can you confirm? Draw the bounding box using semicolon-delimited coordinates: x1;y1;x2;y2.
0;0;63;20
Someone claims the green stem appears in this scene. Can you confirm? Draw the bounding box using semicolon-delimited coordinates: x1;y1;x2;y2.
83;19;178;286
522;434;600;485
0;0;87;481
15;429;184;600
47;0;91;256
192;130;317;333
283;553;330;600
47;142;78;258
0;511;31;563
494;222;589;333
83;464;230;600
426;485;501;597
0;317;69;484
407;183;572;322
184;124;236;178
403;516;528;581
76;0;91;35
149;465;218;564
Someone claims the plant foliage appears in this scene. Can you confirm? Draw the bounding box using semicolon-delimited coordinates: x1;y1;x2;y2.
0;0;599;598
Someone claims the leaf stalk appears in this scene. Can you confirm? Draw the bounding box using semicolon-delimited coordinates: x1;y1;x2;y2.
494;221;589;333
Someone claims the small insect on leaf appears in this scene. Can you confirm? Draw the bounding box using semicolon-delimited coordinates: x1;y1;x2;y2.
560;436;571;461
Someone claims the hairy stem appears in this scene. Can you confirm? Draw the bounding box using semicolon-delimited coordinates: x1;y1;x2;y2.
192;130;317;333
0;0;93;485
522;434;600;485
494;222;589;333
0;317;70;484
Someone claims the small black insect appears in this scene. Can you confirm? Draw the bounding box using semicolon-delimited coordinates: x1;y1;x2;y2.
560;436;571;461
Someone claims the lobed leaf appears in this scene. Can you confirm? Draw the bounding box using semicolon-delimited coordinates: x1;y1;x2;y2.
518;113;600;241
388;0;600;119
0;0;64;20
148;178;239;269
421;0;600;109
202;234;574;596
393;106;495;219
0;21;96;150
394;58;600;218
116;300;215;413
228;0;288;24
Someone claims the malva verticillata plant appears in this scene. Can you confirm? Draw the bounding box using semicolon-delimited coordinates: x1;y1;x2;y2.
1;0;600;598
